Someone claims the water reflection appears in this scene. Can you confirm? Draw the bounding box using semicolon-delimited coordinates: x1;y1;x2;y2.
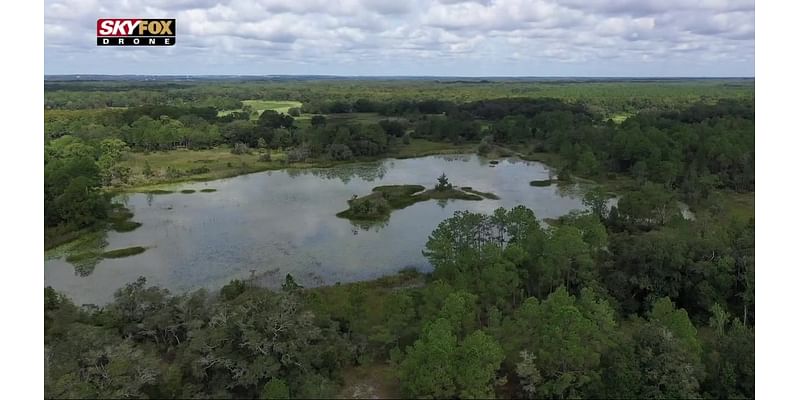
45;154;588;305
286;160;389;183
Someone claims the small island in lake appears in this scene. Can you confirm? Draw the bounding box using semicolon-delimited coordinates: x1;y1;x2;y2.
336;174;498;221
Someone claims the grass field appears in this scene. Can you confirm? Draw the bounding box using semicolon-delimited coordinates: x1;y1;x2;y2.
610;113;634;123
719;191;755;221
389;138;475;158
119;147;289;190
118;139;478;191
217;99;303;118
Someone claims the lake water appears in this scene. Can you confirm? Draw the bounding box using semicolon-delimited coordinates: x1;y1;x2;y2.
44;154;589;305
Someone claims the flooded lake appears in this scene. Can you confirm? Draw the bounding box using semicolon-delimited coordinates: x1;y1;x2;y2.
45;154;589;305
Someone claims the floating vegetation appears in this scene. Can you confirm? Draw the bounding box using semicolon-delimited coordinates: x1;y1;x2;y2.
45;230;108;276
65;252;102;277
200;188;218;193
112;220;142;232
530;179;555;187
108;205;142;233
144;189;174;194
181;189;197;194
102;246;147;258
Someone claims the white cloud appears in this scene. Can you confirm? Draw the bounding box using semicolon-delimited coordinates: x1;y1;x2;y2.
44;0;755;76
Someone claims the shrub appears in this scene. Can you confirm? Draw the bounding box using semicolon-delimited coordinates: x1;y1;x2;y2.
231;142;250;155
435;173;453;191
142;161;154;177
258;152;272;162
477;142;491;156
287;146;310;163
186;166;210;175
328;144;353;161
220;279;247;301
166;166;182;178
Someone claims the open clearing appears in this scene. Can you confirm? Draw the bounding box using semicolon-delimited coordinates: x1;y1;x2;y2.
117;139;477;191
217;99;303;118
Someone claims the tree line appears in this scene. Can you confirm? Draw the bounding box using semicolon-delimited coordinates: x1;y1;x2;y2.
44;96;753;248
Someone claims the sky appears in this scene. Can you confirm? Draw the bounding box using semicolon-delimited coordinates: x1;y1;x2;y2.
44;0;755;77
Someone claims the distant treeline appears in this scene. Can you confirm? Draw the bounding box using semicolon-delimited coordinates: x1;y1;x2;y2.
44;79;753;113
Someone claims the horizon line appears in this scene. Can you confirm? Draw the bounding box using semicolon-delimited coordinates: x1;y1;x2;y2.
44;74;755;79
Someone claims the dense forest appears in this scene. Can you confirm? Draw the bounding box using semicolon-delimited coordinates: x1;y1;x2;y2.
44;79;754;398
45;204;754;398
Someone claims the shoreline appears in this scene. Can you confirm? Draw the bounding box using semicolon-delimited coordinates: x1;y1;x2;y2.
114;141;480;193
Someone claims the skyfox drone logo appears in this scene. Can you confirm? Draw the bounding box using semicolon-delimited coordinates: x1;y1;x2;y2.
97;19;176;46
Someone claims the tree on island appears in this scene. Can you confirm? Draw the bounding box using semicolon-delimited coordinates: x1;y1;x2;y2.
435;173;453;191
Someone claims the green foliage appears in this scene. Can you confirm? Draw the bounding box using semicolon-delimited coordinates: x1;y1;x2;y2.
615;182;680;229
455;330;504;398
262;378;290;399
97;138;130;185
600;319;703;399
142;160;154;177
327;143;354;161
602;217;743;319
310;115;326;127
399;319;503;399
220;279;247;301
583;186;611;220
424;206;609;304
435;173;453;191
45;136;109;230
701;316;754;399
337;184;483;222
499;287;616;398
516;351;543;398
281;273;303;292
49;339;159;399
231;142;250;155
399;319;458;398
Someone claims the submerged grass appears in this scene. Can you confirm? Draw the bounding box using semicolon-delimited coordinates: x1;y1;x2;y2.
530;179;555;187
107;205;142;233
461;186;500;200
65;251;98;264
102;246;147;259
46;203;146;275
45;225;97;251
112;220;142;232
45;229;108;261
